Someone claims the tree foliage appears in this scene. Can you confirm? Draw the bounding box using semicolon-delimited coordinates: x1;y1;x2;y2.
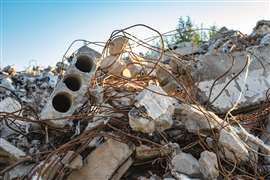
144;16;219;57
170;16;219;46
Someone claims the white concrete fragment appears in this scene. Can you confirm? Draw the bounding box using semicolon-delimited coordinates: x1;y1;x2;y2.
260;33;270;46
0;77;15;91
109;36;128;56
199;151;219;180
176;103;263;164
0;98;32;138
193;45;270;112
218;128;249;163
129;109;156;133
236;125;270;164
261;116;270;164
3;164;33;180
0;138;26;161
129;85;176;133
68;138;134;180
169;172;202;180
175;104;223;133
135;85;176;120
100;55;126;76
122;64;142;78
171;152;201;177
0;97;21;113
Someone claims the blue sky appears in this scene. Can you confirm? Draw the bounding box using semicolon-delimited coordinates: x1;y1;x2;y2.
1;0;270;70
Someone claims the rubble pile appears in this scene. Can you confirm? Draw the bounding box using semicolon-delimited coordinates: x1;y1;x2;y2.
1;21;270;180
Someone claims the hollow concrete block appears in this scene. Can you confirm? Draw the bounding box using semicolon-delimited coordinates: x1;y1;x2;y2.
40;46;101;127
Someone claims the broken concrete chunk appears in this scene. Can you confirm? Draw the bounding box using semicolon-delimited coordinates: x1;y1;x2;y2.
252;20;270;36
235;126;270;164
109;36;129;56
199;151;219;180
175;104;223;133
129;85;176;133
0;138;26;163
61;151;83;170
3;164;33;180
0;98;31;138
122;64;142;78
100;55;126;76
171;152;201;177
68;138;134;180
169;172;202;180
134;85;176;120
0;77;15;91
129;107;156;133
261;116;270;164
135;144;179;160
218;128;249;163
192;45;270;113
111;157;133;180
0;97;21;113
260;33;270;46
156;65;180;95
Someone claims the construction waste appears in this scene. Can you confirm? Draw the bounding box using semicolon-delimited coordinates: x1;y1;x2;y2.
1;20;270;180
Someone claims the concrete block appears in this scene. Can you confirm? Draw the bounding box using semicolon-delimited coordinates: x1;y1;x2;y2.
40;46;100;127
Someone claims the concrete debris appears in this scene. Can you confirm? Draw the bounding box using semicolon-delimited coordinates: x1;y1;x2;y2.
135;143;179;160
192;45;270;113
3;164;33;180
156;64;180;95
0;97;21;113
170;172;202;180
41;46;100;127
111;157;133;180
0;98;31;139
100;55;126;76
218;128;249;163
61;151;83;170
252;20;270;36
198;151;219;180
129;85;176;133
171;152;201;177
109;36;129;56
175;104;223;133
0;138;26;163
68;138;134;180
2;20;270;179
122;64;142;78
169;42;202;56
260;33;270;45
261;115;270;164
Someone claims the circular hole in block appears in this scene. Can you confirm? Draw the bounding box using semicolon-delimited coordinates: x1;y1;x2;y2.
75;55;94;73
52;92;72;113
63;75;81;91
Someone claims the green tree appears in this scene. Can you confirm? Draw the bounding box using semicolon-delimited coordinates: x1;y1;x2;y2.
176;16;194;43
192;32;201;44
208;25;218;39
174;16;203;45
